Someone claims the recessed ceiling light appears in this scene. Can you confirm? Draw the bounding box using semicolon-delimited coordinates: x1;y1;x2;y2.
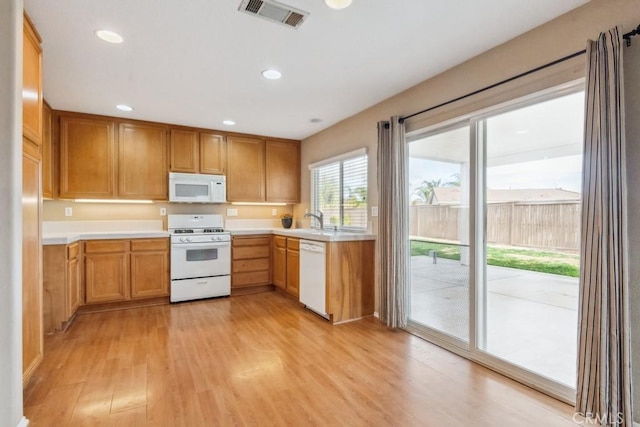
95;30;124;44
516;130;529;134
261;69;282;80
310;118;323;123
325;0;352;10
116;104;133;112
223;120;236;126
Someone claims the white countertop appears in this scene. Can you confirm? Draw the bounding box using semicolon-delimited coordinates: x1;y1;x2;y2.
42;220;169;245
228;227;376;242
42;230;170;245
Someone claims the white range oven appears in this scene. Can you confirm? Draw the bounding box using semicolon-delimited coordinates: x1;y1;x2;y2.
168;214;231;302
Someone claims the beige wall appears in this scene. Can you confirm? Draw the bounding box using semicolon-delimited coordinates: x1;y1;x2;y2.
43;200;294;229
297;0;640;218
298;0;640;315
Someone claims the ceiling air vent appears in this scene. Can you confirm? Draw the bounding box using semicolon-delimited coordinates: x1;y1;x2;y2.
238;0;309;29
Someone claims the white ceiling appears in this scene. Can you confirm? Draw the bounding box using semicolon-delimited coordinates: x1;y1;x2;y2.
24;0;588;140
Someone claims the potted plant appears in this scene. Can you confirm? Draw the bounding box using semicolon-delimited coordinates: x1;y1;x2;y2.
281;213;293;229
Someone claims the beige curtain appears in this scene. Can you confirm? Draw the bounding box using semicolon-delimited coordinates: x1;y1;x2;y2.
576;26;633;426
377;117;408;328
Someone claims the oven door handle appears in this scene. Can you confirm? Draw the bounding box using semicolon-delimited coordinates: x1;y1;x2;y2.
172;242;230;250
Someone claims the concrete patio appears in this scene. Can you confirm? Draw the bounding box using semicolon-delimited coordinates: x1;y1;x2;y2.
410;255;578;387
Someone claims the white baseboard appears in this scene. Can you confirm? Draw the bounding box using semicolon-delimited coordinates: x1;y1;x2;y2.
633;421;639;427
16;416;29;427
373;311;379;318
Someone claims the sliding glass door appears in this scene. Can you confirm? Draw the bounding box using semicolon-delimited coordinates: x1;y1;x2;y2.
408;84;584;397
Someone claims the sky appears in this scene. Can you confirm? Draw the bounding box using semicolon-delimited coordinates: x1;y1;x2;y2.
409;154;582;200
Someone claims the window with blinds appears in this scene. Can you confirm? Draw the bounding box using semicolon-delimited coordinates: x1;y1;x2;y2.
310;150;367;231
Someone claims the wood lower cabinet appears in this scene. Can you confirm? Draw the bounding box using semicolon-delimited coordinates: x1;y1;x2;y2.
118;122;168;200
84;240;130;304
272;236;300;297
43;242;80;333
22;150;42;384
272;236;287;289
326;240;375;324
84;238;169;305
232;236;272;292
286;238;300;297
130;239;169;299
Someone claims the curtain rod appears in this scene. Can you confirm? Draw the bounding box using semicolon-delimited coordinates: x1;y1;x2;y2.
399;24;640;123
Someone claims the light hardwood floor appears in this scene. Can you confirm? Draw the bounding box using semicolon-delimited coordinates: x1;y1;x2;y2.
24;291;578;426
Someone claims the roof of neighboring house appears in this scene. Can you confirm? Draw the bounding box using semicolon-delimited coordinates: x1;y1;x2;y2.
429;187;581;205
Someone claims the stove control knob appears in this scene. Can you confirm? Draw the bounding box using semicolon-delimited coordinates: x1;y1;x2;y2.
215;236;222;241
186;237;192;242
179;237;186;243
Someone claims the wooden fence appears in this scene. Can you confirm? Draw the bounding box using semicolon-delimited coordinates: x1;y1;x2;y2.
409;202;580;251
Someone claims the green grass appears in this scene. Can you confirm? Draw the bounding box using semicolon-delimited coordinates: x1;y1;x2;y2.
410;240;580;277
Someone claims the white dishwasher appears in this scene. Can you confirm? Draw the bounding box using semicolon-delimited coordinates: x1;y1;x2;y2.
299;240;328;319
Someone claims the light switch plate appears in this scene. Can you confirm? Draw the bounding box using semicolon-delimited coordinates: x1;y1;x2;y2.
272;208;277;216
160;207;167;216
227;208;238;217
64;207;73;217
371;206;378;217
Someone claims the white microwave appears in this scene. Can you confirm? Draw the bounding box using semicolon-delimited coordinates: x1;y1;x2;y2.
169;172;226;203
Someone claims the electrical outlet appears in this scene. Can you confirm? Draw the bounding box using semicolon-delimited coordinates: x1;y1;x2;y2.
160;207;167;216
371;206;378;217
64;207;73;217
272;208;277;216
227;208;238;217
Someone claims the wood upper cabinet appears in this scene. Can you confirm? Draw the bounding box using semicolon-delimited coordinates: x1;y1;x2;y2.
42;102;54;199
226;136;266;202
266;140;300;203
59;115;117;199
170;129;226;175
130;239;169;299
170;129;199;173
84;240;130;304
22;13;43;148
200;132;226;174
119;122;168;200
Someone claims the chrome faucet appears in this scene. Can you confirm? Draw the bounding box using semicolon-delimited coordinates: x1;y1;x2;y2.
304;211;324;230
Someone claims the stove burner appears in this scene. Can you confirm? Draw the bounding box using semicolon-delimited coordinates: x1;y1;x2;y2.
173;229;194;234
203;228;225;233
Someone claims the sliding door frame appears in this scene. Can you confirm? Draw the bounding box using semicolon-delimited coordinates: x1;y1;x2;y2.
405;79;585;405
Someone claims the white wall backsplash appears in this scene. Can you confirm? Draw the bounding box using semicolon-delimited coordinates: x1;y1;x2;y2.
43;220;164;234
225;218;282;229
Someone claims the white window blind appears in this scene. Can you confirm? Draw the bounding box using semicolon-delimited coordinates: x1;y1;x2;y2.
310;151;367;231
